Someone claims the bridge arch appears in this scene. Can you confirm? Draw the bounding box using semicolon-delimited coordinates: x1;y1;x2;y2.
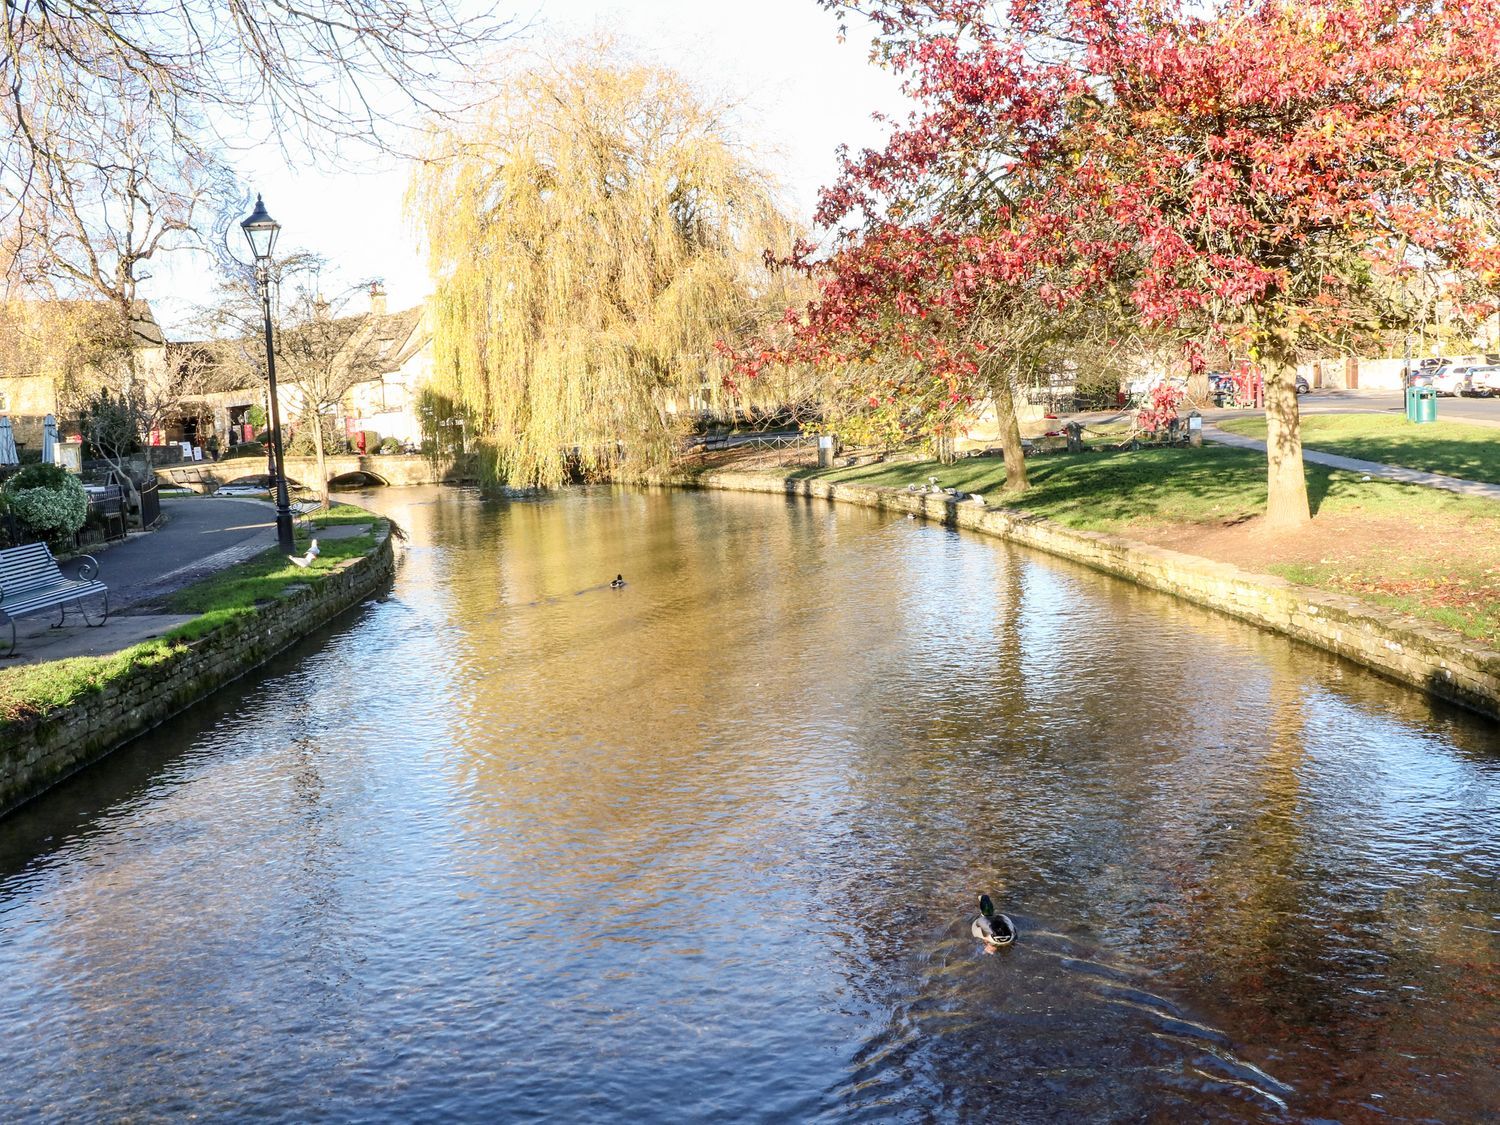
328;469;389;488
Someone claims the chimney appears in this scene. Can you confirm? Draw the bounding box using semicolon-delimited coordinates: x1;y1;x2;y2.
369;279;387;317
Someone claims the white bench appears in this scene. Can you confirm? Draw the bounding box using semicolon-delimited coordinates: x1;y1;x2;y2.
0;542;109;656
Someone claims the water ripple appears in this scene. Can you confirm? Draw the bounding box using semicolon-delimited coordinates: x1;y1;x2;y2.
0;485;1495;1122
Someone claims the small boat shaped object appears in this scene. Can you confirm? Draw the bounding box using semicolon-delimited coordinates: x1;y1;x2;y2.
610;574;626;589
971;893;1016;948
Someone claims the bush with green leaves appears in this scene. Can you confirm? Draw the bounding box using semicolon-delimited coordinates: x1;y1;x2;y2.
3;463;87;540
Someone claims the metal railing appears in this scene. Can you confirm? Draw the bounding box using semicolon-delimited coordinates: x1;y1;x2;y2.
138;478;161;529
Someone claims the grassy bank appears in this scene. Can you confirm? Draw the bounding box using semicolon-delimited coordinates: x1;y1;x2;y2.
708;444;1500;644
1217;414;1500;484
0;505;384;725
785;445;1486;531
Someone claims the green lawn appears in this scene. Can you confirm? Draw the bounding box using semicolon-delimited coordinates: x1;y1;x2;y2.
0;505;384;725
785;445;1489;532
1217;414;1500;484
1271;558;1500;644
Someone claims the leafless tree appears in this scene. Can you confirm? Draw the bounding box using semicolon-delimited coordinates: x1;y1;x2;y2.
275;285;390;509
202;263;387;507
2;1;513;282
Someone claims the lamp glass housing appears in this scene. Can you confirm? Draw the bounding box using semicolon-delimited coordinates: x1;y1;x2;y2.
241;195;280;262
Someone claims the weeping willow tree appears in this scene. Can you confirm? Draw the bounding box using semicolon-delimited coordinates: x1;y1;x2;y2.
408;47;806;488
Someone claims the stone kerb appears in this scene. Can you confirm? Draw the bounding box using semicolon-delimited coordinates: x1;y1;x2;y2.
0;526;396;817
697;471;1500;721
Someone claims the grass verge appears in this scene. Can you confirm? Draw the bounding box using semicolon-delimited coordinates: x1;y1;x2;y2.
1217;414;1500;485
0;504;384;725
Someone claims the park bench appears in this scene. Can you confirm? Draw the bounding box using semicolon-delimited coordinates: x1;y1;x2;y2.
166;466;219;493
289;499;320;534
0;542;109;657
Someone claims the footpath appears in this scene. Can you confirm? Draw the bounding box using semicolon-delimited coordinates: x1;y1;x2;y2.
1203;425;1500;501
9;496;364;666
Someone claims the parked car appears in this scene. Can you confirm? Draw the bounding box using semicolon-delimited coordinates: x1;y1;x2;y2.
1406;366;1436;387
1467;365;1500;396
1431;365;1470;395
1295;373;1310;395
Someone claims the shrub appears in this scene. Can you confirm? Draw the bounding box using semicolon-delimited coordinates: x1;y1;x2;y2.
377;437;402;454
6;462;71;491
3;466;87;539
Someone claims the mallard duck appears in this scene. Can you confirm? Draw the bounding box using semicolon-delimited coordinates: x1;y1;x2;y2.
971;894;1016;948
610;574;626;589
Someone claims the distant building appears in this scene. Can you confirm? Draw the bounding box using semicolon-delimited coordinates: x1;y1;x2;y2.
327;286;432;448
0;300;166;451
175;284;434;456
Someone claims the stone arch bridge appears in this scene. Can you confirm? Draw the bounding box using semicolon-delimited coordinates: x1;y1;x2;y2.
159;453;476;492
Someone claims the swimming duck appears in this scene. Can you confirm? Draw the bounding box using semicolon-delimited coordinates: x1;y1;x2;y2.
610;574;626;589
971;894;1016;948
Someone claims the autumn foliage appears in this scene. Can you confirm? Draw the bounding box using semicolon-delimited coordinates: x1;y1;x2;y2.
745;0;1500;526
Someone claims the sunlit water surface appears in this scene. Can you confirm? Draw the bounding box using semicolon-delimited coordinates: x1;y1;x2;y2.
1;486;1496;1122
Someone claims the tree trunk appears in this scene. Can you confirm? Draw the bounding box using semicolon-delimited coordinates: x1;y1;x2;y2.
311;412;330;511
1262;353;1310;531
991;373;1030;492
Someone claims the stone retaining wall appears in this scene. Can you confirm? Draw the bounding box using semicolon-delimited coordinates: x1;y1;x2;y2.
696;472;1500;721
0;526;396;816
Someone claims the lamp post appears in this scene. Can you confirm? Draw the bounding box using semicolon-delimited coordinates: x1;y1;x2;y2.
241;195;295;553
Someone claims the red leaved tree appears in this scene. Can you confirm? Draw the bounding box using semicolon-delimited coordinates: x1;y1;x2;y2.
730;0;1128;491
810;0;1500;527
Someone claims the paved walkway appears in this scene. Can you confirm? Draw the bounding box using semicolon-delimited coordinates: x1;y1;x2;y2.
6;497;370;666
1203;425;1500;501
60;496;279;610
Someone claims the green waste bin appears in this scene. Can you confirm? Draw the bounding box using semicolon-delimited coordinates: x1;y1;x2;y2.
1412;384;1437;424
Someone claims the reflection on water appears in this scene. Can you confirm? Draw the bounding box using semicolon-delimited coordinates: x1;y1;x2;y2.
0;485;1496;1122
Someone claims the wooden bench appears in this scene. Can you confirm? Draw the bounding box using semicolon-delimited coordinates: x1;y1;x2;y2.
166;466;219;494
0;542;109;657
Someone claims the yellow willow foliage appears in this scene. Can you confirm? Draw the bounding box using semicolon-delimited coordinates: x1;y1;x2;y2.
408;51;805;488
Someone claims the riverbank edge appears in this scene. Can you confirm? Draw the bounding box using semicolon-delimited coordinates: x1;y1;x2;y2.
0;524;396;817
683;470;1500;721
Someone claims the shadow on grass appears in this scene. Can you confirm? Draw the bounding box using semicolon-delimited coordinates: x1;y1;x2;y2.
789;447;1272;530
1220;416;1500;486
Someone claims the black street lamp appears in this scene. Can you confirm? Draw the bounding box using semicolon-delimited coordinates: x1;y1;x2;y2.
241;194;295;554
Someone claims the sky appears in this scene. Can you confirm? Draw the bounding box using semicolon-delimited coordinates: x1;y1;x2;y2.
146;0;907;338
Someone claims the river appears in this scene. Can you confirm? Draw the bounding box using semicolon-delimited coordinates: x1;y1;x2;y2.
0;485;1496;1122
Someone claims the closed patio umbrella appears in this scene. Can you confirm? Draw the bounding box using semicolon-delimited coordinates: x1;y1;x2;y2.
0;416;17;466
41;414;58;465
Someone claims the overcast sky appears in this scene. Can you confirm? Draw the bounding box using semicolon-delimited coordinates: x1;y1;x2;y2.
146;0;905;337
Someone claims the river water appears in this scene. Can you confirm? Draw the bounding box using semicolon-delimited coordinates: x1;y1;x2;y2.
0;486;1496;1122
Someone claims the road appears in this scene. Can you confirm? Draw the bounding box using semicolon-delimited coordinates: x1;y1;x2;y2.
1277;389;1500;427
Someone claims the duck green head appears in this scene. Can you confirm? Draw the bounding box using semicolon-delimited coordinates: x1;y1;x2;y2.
978;894;995;918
